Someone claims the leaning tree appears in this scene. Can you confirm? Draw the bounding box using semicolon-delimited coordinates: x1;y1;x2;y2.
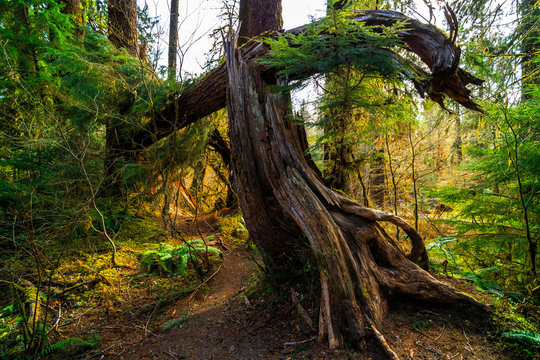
125;2;489;357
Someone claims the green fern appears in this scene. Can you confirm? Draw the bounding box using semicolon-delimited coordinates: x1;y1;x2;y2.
503;330;540;347
42;337;97;356
140;240;221;276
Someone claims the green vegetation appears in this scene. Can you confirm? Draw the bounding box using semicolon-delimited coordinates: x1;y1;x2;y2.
140;240;222;276
0;0;538;358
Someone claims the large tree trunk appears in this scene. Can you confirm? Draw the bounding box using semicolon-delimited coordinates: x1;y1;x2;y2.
108;0;138;57
126;11;483;153
238;0;282;45
225;37;489;356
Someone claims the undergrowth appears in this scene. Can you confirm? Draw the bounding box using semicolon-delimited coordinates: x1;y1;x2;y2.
140;239;222;276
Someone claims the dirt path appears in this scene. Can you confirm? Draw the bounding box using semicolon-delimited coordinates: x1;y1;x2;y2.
121;244;262;360
63;214;514;360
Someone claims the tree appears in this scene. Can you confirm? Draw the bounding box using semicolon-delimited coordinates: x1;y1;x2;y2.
105;0;139;190
219;4;488;356
108;0;138;57
168;0;179;81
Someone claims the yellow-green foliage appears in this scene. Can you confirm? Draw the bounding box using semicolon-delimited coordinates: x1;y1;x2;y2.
217;214;248;243
115;217;165;247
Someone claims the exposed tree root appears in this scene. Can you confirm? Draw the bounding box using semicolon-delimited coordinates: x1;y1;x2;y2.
223;13;488;357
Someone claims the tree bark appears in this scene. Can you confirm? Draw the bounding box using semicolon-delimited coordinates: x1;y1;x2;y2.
168;0;179;81
108;0;138;57
207;129;237;208
238;0;282;45
105;0;139;192
224;35;488;354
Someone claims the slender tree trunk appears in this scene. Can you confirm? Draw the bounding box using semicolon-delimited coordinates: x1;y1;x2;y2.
385;131;400;242
370;148;386;208
407;123;419;231
453;105;463;164
207;129;237;208
168;0;179;81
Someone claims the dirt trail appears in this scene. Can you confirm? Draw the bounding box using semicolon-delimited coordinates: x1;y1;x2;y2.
68;214;513;360
122;245;262;360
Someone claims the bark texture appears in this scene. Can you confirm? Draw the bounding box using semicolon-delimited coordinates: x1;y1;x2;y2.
106;0;138;191
168;0;179;80
108;0;138;57
238;0;282;45
224;35;488;354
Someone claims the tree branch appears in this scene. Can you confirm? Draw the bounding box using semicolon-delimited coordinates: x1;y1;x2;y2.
129;10;482;150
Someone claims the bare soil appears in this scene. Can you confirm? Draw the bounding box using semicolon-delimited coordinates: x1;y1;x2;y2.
59;215;515;360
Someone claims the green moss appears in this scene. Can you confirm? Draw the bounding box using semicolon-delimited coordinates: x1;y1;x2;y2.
217;214;249;244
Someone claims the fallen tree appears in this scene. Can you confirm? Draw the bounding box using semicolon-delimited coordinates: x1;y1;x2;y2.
125;10;481;151
140;9;488;357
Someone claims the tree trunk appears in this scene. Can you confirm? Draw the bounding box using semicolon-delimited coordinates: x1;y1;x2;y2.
238;0;282;45
224;33;487;354
108;0;138;57
105;0;138;192
168;0;179;81
207;129;237;208
126;10;483;155
370;148;386;208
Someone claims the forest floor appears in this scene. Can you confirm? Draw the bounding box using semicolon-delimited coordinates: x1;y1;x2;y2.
53;211;531;360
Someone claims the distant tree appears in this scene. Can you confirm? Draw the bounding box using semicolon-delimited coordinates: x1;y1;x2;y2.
168;0;179;81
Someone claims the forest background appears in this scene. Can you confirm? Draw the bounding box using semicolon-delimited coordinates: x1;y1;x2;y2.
0;0;538;358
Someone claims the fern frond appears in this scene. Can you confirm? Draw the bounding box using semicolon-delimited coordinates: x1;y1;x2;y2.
139;241;221;276
503;330;540;347
42;337;97;356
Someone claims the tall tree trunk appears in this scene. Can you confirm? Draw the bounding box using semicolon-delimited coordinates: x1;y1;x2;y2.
370;148;386;208
168;0;179;81
105;0;138;192
453;104;463;164
224;36;488;354
108;0;138;57
238;0;282;45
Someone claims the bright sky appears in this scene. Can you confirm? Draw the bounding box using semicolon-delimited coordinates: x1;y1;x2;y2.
140;0;515;79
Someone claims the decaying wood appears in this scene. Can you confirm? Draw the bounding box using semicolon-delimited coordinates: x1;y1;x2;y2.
223;22;488;356
128;10;482;151
290;288;315;330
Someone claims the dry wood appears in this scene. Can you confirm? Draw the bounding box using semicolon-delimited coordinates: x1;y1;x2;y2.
290;288;314;330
